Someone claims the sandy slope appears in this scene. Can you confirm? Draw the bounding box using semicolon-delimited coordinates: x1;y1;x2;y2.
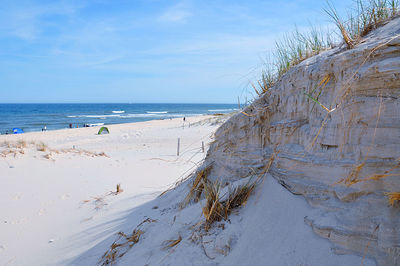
0;116;221;266
71;175;375;266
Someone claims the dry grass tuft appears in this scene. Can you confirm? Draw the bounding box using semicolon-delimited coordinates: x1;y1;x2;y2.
325;0;399;48
36;142;47;152
363;160;400;182
251;70;274;97
201;179;258;231
385;192;400;206
225;182;257;211
336;163;366;186
202;179;225;231
0;140;28;158
16;140;27;149
83;184;125;210
182;165;212;207
0;140;109;160
162;235;182;250
325;2;356;48
336;160;400;186
100;218;156;266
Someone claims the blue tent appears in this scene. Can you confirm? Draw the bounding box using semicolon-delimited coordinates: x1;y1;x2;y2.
13;128;24;134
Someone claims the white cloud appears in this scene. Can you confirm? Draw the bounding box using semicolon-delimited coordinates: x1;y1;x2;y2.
0;1;84;41
158;2;192;23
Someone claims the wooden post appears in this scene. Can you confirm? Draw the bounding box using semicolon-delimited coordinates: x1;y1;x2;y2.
177;138;180;156
202;141;205;153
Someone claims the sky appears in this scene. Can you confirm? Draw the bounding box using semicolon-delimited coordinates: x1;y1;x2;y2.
0;0;350;103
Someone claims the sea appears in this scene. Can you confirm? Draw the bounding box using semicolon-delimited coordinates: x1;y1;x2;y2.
0;103;238;134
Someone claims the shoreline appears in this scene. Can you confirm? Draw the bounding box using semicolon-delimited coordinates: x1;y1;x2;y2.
0;114;222;140
0;103;239;134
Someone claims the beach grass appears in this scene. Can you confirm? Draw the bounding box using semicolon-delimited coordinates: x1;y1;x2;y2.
200;178;257;231
163;235;182;250
252;0;399;97
325;0;399;48
100;218;156;265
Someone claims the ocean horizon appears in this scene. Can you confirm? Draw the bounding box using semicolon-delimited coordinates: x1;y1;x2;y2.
0;103;239;134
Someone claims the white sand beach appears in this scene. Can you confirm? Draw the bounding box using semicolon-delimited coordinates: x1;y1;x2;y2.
0;115;223;265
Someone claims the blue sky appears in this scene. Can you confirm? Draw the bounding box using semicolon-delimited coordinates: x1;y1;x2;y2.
0;0;350;103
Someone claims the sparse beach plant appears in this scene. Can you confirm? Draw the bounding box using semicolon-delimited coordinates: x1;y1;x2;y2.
325;0;399;48
182;165;212;207
200;178;258;231
36;142;47;152
100;218;156;266
385;192;400;206
162;235;182;249
16;140;27;149
251;23;333;97
224;181;257;216
202;179;225;231
274;26;333;79
252;0;399;98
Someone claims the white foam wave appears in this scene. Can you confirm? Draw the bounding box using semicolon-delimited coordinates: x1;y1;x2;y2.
146;111;168;114
86;123;104;127
121;113;200;118
67;113;201;119
86;115;121;118
69;114;121;118
112;110;125;114
208;109;237;112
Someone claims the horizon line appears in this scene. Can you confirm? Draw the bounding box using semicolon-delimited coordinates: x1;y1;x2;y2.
0;102;238;105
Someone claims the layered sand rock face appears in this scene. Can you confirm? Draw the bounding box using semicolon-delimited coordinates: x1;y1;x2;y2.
202;18;400;265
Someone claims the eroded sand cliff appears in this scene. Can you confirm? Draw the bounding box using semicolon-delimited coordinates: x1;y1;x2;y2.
202;17;400;265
